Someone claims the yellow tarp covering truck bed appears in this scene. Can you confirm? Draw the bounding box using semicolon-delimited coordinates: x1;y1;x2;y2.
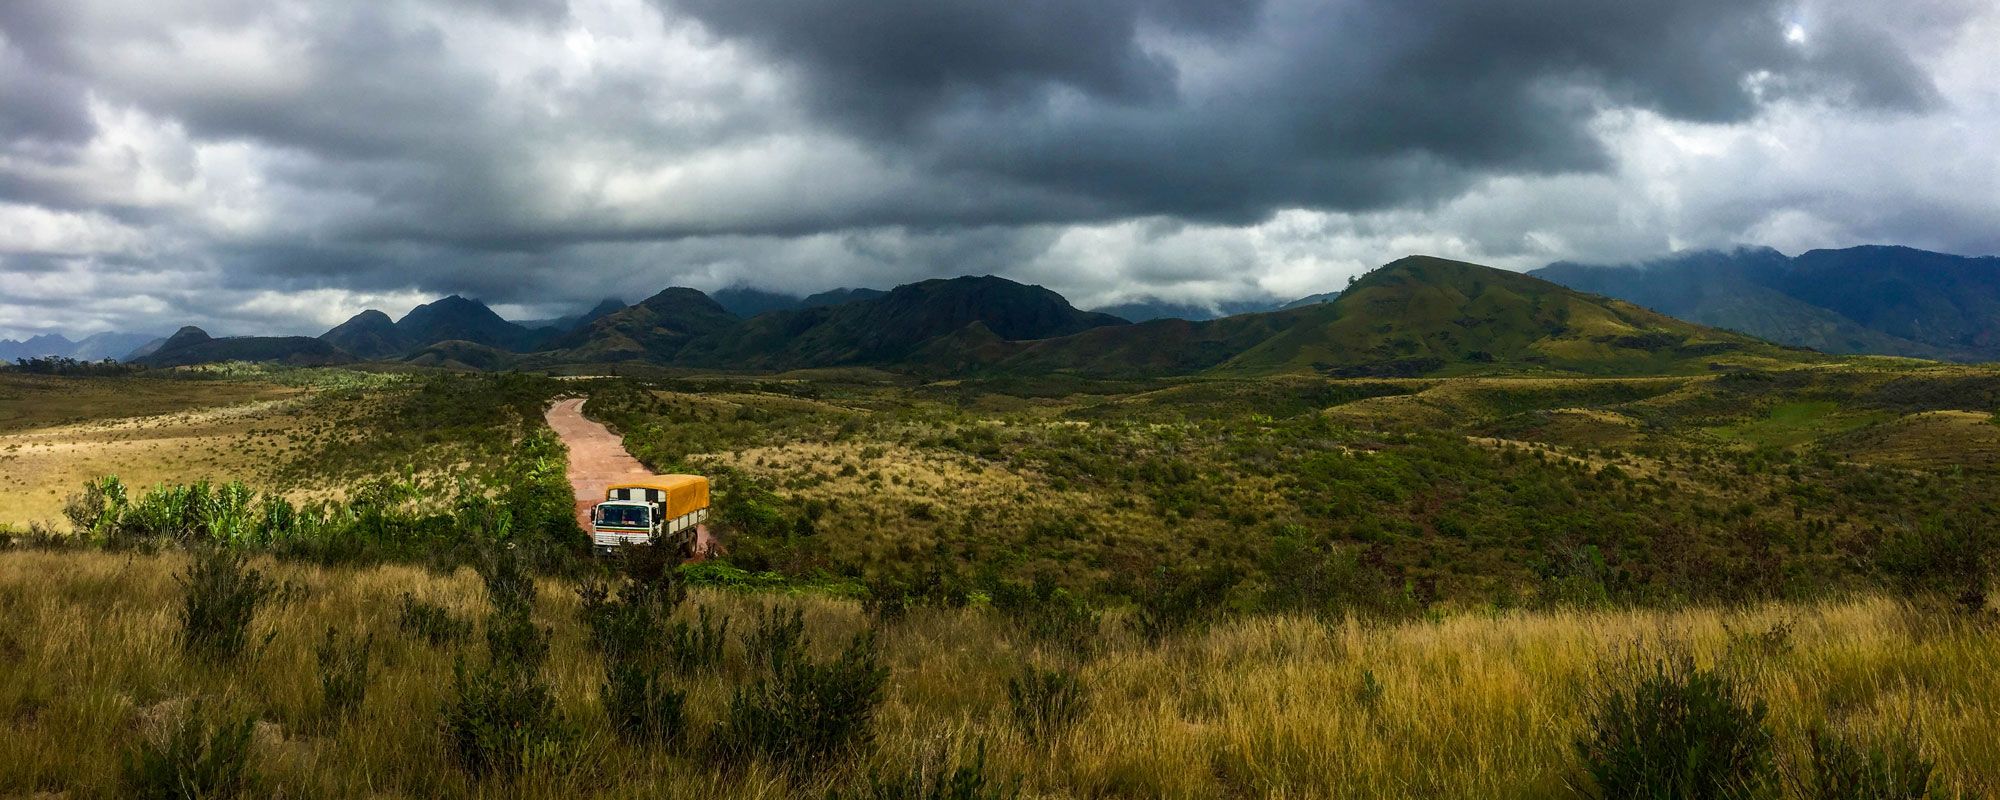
606;474;710;518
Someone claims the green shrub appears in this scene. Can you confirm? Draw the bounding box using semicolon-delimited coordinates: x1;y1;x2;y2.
666;606;730;672
863;575;912;624
713;630;889;771
832;740;1017;800
741;604;808;674
991;578;1099;657
601;659;688;746
444;542;569;778
1795;726;1934;800
443;654;568;778
120;701;258;800
1573;657;1776;800
1875;518;1997;616
1129;563;1238;644
396;592;472;646
314;627;373;723
175;547;275;662
1007;665;1087;742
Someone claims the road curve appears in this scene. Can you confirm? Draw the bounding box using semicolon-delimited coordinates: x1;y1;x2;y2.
544;397;714;559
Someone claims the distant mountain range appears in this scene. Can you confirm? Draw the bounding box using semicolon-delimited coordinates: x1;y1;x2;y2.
35;243;1998;376
1532;245;2000;362
0;331;160;363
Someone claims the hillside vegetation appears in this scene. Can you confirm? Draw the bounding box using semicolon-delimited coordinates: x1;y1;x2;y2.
4;312;1999;796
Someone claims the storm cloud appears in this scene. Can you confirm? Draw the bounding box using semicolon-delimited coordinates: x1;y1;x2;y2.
0;0;1995;338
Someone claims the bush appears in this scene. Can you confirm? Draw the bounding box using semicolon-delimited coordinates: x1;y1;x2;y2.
443;655;568;778
833;740;1017;800
1258;534;1416;619
1129;563;1239;644
315;627;373;723
742;604;808;674
396;592;472;646
1795;726;1934;800
1875;518;1997;616
1007;665;1087;742
120;701;258;800
176;548;275;662
713;628;889;771
1573;657;1776;800
601;659;688;746
666;606;730;672
991;578;1100;657
444;542;570;778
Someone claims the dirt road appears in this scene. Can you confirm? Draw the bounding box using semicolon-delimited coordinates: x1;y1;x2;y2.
544;398;714;558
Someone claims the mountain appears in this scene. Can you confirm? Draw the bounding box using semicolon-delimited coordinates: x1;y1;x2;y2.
1282;290;1342;310
135;326;354;368
319;310;408;360
712;286;888;318
544;287;741;362
675;275;1126;369
1531;245;1999;361
394;295;539;352
712;287;806;318
124;336;168;361
512;298;626;333
1091;297;1282;322
1772;246;2000;357
979;256;1796;378
404;340;516;371
1217;256;1786;376
0;331;160;362
800;287;886;308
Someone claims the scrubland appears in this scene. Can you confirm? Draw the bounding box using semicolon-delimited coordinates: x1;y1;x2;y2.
1;549;1995;798
4;361;2000;797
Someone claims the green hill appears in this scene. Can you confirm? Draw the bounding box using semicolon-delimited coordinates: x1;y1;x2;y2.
543;287;741;362
1217;256;1798;376
674;275;1125;370
136;326;355;368
972;256;1809;378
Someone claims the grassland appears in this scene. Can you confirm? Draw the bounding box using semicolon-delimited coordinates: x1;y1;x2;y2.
5;360;2000;797
0;550;1993;798
583;362;2000;608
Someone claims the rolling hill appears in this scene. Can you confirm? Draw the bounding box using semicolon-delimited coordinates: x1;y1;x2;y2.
981;256;1800;378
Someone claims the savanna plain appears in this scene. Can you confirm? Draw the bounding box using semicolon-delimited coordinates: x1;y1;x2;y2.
2;360;1998;799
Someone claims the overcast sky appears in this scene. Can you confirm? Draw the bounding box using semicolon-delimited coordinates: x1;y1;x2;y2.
2;0;1997;338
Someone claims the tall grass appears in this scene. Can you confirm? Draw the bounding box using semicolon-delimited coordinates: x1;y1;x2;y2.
0;550;1995;798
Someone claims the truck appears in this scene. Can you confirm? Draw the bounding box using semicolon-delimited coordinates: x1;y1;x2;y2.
591;474;710;557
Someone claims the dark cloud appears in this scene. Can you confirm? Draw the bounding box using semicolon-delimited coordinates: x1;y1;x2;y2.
0;0;1991;340
673;0;1947;224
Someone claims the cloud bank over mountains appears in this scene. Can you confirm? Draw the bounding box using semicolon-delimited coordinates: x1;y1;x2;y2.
1;0;1996;338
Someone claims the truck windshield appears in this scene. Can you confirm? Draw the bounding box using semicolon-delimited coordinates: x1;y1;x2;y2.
596;505;649;528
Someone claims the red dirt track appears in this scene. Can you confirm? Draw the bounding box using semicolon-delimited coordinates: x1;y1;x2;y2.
544;397;713;558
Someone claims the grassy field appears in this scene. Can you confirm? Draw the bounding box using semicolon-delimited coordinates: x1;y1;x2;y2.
4;361;2000;797
0;549;1992;798
0;374;312;526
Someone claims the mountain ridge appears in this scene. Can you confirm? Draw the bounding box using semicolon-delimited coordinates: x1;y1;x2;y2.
1531;245;1999;361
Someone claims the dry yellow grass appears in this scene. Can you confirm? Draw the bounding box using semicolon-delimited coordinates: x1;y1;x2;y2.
0;397;316;527
1;549;1994;798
